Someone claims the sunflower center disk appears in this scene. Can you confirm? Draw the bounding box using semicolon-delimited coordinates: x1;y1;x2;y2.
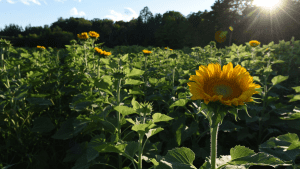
212;84;233;98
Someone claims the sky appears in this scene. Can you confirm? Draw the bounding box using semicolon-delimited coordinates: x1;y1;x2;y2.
0;0;246;31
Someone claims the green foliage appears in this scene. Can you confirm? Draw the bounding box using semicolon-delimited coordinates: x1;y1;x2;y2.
1;31;300;169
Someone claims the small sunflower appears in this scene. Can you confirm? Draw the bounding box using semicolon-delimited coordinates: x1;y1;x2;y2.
215;31;226;43
187;62;261;107
249;40;260;47
89;31;100;38
37;45;46;49
142;50;152;54
77;32;89;40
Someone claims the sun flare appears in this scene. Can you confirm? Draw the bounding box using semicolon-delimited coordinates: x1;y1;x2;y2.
252;0;282;9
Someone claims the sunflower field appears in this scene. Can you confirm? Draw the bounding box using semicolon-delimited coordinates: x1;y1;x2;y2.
0;31;300;169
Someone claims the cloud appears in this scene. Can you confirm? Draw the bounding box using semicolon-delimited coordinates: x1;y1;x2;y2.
54;0;67;3
70;7;86;16
74;0;82;2
7;0;46;5
7;0;16;4
22;0;42;5
104;7;138;23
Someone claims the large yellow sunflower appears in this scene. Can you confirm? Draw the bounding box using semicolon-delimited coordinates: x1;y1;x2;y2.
187;62;261;107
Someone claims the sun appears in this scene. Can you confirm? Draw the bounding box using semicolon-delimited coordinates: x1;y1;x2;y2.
252;0;282;9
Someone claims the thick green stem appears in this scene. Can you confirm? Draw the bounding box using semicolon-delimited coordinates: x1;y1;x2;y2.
138;134;143;169
0;48;4;68
172;67;175;95
116;78;122;169
144;55;147;71
259;75;268;144
84;44;87;72
210;123;219;169
97;58;101;79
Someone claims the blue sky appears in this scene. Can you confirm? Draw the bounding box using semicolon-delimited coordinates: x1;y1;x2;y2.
0;0;247;31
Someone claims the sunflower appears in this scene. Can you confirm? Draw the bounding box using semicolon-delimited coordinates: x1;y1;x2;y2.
77;32;89;40
89;31;100;38
142;50;152;54
249;40;260;47
215;31;226;43
187;62;261;107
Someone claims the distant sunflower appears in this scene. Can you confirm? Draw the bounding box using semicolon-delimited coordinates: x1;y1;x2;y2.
187;62;261;107
215;31;226;43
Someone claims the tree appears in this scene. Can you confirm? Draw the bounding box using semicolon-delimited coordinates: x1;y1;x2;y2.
0;24;24;37
139;6;154;24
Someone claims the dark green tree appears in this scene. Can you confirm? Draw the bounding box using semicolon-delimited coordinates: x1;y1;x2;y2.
0;24;24;37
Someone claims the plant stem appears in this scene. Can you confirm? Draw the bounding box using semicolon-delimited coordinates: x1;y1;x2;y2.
97;58;101;79
210;123;219;169
258;74;268;144
138;133;143;169
84;43;87;72
116;78;122;169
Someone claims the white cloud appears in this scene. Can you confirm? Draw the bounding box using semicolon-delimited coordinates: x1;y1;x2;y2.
104;7;138;23
21;0;42;5
55;0;67;3
74;0;82;2
5;0;47;5
7;0;16;4
70;7;86;16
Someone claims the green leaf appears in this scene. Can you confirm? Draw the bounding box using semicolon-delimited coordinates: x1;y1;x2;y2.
132;123;156;132
114;106;137;116
102;117;118;134
125;79;144;85
259;133;300;162
125;118;135;125
129;86;144;95
178;79;190;85
93;142;127;154
149;78;158;85
145;128;164;139
124;141;139;159
291;86;300;93
51;117;77;140
86;135;104;162
131;97;140;110
230;145;255;161
156;147;197;169
26;97;53;106
13;89;28;101
176;123;184;146
30;116;55;133
288;94;300;102
100;58;110;65
94;75;114;96
169;99;189;109
271;75;289;86
126;68;145;77
152;113;174;123
228;152;290;168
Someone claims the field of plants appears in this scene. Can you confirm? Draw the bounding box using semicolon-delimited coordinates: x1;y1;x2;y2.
1;31;300;169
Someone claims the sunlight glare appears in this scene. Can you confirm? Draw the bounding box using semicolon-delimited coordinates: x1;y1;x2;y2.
252;0;282;9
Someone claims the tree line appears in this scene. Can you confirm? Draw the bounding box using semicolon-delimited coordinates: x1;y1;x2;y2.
1;0;299;50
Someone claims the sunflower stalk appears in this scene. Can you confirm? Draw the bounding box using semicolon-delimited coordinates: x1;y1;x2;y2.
84;43;87;73
172;67;175;96
188;60;261;168
210;123;220;169
97;58;101;79
18;65;21;79
138;133;143;169
259;74;268;144
116;78;122;169
0;47;4;68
